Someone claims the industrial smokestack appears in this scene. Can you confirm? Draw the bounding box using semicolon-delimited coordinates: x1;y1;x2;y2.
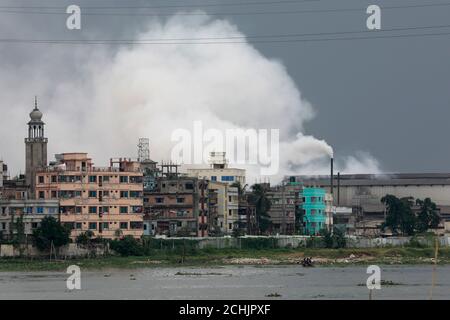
330;157;334;195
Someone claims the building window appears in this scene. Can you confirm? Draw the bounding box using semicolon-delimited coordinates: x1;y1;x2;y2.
38;191;45;199
176;197;185;203
120;206;128;214
26;207;33;214
88;206;97;214
130;221;143;229
120;222;128;229
228;209;232;216
89;176;97;183
228;223;232;230
119;176;129;183
31;222;38;229
130;191;141;198
88;191;97;198
185;183;194;190
1;222;6;230
120;191;129;198
75;206;82;214
75;222;82;229
103;176;110;182
102;206;109;213
211;176;217;181
131;206;143;213
221;176;234;182
38;176;44;184
88;222;97;230
51;175;57;183
156;197;164;204
102;222;109;229
36;207;44;214
48;207;57;214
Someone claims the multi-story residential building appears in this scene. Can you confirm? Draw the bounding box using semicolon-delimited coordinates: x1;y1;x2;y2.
35;153;144;240
0;198;59;240
266;185;296;234
187;152;246;186
207;181;240;235
300;187;333;235
143;175;208;237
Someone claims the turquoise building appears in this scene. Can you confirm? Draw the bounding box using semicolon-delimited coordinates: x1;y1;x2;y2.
301;188;327;235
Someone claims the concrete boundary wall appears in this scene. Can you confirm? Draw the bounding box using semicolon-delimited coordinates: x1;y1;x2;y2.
0;243;108;258
153;235;450;249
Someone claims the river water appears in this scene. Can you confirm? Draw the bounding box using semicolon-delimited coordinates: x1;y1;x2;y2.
0;265;448;300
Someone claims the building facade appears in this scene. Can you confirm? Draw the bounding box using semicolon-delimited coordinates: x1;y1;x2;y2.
35;153;144;240
300;188;331;235
143;176;208;237
266;185;296;234
187;152;246;186
0;199;59;240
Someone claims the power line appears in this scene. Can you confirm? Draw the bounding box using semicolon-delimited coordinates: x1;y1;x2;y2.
3;24;449;42
1;2;450;17
1;27;450;45
0;0;320;10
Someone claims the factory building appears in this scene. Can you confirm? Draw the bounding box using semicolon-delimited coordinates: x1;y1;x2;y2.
290;173;450;234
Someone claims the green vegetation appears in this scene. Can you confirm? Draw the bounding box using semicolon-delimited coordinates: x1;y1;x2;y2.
381;195;441;236
32;216;70;252
0;246;449;272
248;184;272;234
320;228;346;249
110;236;144;256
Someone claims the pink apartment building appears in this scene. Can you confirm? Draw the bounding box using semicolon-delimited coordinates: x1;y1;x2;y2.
35;153;144;240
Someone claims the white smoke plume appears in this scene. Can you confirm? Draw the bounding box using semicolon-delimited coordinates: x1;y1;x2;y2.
0;13;380;183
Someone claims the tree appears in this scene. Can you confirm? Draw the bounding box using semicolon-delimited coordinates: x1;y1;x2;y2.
75;230;95;246
320;227;346;248
248;184;272;234
110;236;143;256
381;195;416;236
415;198;440;233
33;216;70;251
12;214;26;245
321;228;334;248
295;206;305;235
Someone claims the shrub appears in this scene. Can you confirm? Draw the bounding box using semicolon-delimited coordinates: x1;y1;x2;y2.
110;236;144;256
33;216;70;251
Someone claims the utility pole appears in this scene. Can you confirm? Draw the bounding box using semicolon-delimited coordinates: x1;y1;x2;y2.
281;181;286;235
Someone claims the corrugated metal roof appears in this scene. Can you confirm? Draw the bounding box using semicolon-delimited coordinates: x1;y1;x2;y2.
290;173;450;186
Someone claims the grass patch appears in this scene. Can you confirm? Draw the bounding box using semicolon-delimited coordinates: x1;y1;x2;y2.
0;247;448;271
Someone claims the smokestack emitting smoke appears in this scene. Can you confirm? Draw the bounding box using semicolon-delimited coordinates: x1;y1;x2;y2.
330;157;334;195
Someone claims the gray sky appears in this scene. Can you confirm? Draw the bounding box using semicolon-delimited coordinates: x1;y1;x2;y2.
0;0;449;178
